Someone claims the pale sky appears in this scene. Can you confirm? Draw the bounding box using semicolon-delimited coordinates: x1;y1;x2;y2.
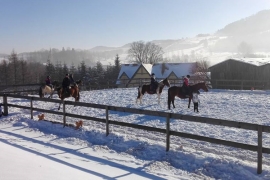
1;0;270;54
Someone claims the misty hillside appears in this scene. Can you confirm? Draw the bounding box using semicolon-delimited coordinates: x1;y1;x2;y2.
2;10;270;66
212;9;270;52
216;10;270;36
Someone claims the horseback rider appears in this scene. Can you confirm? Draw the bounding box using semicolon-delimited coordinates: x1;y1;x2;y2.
69;73;77;87
150;73;158;92
182;75;190;96
62;73;71;96
45;76;53;89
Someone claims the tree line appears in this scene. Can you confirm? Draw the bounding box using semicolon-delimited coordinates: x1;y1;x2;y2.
0;51;121;89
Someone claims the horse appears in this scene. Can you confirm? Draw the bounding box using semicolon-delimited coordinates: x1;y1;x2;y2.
39;81;60;98
57;83;80;110
136;77;171;104
168;82;208;110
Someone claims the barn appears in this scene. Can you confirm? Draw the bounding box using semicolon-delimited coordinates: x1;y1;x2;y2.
116;62;196;88
208;58;270;90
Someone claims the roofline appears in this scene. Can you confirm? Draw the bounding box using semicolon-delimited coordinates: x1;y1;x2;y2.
209;58;259;69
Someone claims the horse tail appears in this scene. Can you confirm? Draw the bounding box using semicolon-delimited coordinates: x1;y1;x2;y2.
39;86;43;98
168;88;171;109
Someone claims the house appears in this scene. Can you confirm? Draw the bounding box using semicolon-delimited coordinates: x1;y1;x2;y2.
116;62;196;88
208;58;270;89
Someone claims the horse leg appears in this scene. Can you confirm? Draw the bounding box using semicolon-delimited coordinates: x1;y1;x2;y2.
172;96;176;108
157;93;160;104
168;89;171;109
188;97;191;108
139;87;143;104
136;87;141;104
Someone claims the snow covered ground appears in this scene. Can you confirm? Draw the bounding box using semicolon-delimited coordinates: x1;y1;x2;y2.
0;88;270;179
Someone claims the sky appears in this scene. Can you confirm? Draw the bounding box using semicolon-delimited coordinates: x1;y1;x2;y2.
1;0;270;54
0;87;270;179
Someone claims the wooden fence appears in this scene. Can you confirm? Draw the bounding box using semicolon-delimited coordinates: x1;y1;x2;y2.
1;93;270;174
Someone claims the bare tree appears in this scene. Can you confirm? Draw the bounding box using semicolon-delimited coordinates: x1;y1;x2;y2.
128;41;164;64
190;58;210;82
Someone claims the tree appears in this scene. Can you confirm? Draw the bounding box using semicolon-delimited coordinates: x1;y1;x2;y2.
20;60;28;84
128;41;164;64
0;60;8;85
113;54;121;79
79;61;87;80
190;58;210;82
45;59;55;78
62;63;69;75
96;61;104;80
8;50;20;85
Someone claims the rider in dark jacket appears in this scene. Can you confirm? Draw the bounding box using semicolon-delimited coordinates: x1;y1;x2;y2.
150;73;158;92
62;74;70;95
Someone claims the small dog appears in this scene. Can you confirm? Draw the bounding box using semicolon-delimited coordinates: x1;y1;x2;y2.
38;113;45;120
75;120;83;130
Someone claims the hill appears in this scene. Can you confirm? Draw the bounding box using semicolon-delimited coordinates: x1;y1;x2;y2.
12;10;270;67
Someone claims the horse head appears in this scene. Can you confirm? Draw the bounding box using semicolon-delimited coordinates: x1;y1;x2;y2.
163;78;171;87
201;82;209;92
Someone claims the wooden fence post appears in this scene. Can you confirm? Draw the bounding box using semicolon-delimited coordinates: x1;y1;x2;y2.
3;94;8;116
257;125;262;174
166;113;171;151
63;101;66;127
106;106;109;136
30;97;33;119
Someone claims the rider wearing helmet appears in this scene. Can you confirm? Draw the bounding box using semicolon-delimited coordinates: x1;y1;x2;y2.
182;75;190;96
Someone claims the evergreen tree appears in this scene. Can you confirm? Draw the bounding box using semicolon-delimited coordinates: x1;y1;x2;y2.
114;54;121;80
0;60;8;85
45;59;55;78
54;61;63;82
8;50;20;85
62;63;69;75
96;61;104;80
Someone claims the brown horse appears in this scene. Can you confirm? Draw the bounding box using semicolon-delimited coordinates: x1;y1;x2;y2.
136;77;171;104
168;82;208;109
57;85;80;110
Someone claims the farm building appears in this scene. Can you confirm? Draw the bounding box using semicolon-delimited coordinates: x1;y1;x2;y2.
208;58;270;90
116;62;196;88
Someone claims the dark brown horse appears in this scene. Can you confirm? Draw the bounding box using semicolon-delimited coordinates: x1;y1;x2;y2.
57;85;80;110
168;82;208;109
136;78;171;104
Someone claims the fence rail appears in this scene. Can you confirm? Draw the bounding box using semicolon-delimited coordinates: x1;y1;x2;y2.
1;93;270;174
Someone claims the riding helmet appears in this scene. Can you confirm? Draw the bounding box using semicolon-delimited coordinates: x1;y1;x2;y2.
151;73;155;76
187;75;190;78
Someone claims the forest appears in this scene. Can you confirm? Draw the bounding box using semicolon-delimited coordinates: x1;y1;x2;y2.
0;51;121;89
